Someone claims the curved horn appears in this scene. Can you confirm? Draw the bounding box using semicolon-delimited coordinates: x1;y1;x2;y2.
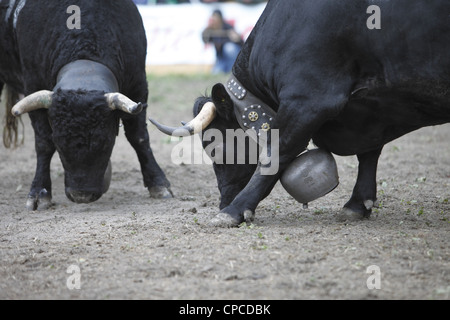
149;102;216;137
105;93;143;115
11;90;53;116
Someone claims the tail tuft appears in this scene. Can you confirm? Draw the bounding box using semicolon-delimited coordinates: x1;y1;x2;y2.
2;84;24;148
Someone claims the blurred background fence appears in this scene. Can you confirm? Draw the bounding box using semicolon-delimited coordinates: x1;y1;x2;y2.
133;1;267;73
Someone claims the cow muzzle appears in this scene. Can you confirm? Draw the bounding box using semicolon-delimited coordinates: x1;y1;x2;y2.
65;160;112;204
66;189;103;204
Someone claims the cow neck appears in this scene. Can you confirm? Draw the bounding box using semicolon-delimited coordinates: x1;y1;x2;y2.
226;74;277;138
53;60;119;93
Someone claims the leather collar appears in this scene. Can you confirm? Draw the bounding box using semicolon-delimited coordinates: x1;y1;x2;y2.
226;75;277;142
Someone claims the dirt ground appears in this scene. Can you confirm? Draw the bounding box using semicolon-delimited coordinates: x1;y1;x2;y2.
0;73;449;300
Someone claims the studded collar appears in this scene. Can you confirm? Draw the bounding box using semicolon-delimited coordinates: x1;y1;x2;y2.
226;75;277;141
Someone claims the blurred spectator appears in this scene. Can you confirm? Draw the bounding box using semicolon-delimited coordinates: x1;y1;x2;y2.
202;9;243;73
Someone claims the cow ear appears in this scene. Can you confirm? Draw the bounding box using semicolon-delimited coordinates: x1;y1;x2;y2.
211;83;234;121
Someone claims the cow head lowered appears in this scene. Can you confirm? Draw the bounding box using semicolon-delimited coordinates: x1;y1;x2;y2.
12;89;142;205
150;83;261;212
150;81;339;227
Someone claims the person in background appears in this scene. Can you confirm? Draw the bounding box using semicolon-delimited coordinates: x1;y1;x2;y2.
202;9;243;74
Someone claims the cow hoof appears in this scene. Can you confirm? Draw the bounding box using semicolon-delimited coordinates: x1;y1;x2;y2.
37;197;53;210
26;189;53;211
149;186;173;199
244;210;255;222
209;212;242;228
26;197;38;211
336;207;367;222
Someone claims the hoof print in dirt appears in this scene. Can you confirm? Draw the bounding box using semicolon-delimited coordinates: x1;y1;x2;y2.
149;186;174;199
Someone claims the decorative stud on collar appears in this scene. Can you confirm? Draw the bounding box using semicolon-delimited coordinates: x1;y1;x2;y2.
226;75;277;141
227;78;247;100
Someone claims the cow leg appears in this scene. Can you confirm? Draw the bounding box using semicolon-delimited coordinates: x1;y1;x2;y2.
211;96;347;227
339;147;382;221
122;111;173;198
27;110;56;210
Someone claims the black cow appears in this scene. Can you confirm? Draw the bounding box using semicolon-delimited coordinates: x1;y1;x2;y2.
0;0;172;210
151;0;450;227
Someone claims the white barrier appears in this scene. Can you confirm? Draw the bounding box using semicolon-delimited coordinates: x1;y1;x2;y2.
137;3;266;66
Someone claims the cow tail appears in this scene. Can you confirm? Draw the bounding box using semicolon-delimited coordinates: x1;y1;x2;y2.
2;84;24;148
